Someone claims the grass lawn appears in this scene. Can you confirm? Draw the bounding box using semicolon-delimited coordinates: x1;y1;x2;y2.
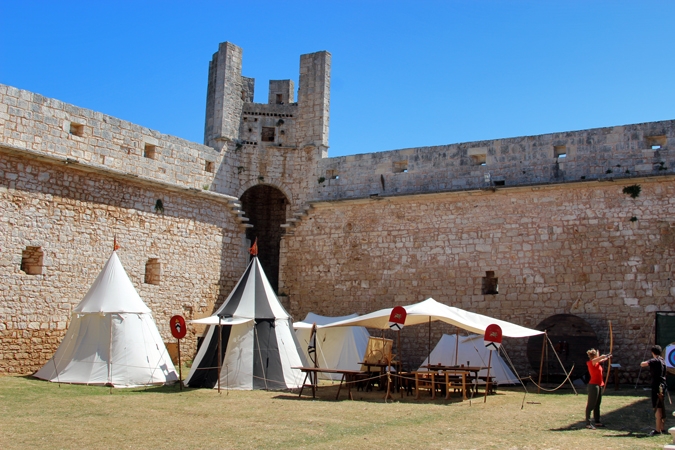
0;375;672;449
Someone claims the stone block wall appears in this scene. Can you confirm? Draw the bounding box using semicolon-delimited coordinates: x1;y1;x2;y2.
0;84;223;193
0;151;247;374
279;176;675;379
315;121;675;202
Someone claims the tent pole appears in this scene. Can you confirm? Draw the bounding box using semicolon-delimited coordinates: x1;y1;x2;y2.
483;350;493;403
177;338;182;391
454;327;459;366
109;314;114;394
427;316;431;366
537;331;546;394
52;354;61;388
397;329;402;398
217;317;222;394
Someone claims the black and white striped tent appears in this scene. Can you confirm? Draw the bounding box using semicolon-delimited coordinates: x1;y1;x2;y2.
184;256;306;390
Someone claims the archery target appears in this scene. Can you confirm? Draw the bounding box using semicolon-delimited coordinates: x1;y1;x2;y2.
666;344;675;369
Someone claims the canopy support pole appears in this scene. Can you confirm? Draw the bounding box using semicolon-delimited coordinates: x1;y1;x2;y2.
427;317;431;367
537;331;546;394
217;317;222;394
454;327;459;366
483;350;493;403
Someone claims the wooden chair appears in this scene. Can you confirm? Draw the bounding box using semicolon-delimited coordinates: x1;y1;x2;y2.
414;371;437;400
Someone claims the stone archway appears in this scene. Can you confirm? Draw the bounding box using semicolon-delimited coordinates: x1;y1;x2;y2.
240;185;288;293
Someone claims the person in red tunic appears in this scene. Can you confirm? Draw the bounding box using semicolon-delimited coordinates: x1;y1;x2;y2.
585;349;611;429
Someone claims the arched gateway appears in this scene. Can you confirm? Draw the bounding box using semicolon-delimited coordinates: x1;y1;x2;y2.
239;185;288;293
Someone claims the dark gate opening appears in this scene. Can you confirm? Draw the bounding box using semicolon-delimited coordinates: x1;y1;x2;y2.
240;185;288;293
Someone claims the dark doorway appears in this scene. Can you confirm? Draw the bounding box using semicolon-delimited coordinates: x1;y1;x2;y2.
240;185;288;293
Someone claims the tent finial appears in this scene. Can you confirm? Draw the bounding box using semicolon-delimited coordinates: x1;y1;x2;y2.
249;238;258;256
113;235;120;251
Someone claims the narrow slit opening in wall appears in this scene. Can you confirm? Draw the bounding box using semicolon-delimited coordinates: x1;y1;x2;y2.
482;271;498;295
144;144;157;159
144;258;161;285
69;123;84;137
554;145;567;158
493;180;505;186
21;246;44;275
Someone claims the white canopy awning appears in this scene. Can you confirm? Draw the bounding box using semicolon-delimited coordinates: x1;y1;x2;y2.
323;298;543;338
293;312;360;329
190;316;254;326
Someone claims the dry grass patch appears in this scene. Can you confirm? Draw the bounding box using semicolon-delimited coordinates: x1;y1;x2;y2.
0;375;671;449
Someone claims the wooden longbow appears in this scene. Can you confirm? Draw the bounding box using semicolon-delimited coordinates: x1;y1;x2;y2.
602;321;613;393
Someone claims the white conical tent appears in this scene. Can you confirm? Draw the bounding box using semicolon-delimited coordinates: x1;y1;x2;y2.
418;334;519;385
34;252;178;387
294;313;370;380
184;256;306;390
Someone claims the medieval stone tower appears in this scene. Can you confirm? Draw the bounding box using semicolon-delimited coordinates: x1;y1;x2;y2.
203;42;330;291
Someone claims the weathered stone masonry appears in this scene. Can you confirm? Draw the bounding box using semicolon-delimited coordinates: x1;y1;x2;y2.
1;41;674;381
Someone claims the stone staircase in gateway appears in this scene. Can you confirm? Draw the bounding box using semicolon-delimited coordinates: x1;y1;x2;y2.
281;204;313;235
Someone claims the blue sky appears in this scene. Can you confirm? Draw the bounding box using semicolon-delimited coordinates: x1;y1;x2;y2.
1;1;674;157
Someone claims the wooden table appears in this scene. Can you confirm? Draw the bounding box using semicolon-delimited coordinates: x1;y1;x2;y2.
293;367;365;400
420;365;488;400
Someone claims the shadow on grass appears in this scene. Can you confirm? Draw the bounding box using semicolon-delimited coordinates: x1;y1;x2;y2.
549;392;664;439
272;383;500;404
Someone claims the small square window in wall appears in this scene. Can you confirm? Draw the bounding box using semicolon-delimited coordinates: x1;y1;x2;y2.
482;271;498;295
554;145;567;158
205;161;215;173
261;127;275;142
646;135;666;150
69;123;84;137
144;258;161;285
21;246;44;275
393;161;408;173
472;154;487;166
144;144;157;159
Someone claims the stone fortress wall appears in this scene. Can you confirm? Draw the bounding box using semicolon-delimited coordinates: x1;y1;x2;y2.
315;121;675;201
1;41;674;380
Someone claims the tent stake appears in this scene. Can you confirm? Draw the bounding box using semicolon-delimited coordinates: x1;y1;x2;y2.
537;331;546;394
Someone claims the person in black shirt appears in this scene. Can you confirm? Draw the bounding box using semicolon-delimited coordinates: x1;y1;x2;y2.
640;345;668;436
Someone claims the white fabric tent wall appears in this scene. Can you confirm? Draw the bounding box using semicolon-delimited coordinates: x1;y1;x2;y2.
294;313;370;380
419;334;519;385
34;252;178;387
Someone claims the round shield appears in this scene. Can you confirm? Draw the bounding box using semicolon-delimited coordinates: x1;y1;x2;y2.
170;315;187;339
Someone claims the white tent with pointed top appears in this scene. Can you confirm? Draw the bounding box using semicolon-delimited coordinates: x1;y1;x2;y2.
419;333;519;385
184;256;306;390
294;313;370;380
34;251;178;387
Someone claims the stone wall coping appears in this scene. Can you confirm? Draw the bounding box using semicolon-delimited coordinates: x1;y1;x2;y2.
307;172;675;207
0;142;238;204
